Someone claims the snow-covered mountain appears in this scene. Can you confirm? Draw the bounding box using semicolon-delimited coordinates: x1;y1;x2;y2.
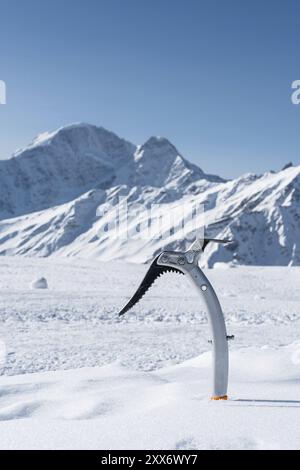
0;123;299;266
0;123;222;220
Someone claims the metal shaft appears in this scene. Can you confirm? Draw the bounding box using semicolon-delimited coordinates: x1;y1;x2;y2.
157;251;229;399
187;265;228;398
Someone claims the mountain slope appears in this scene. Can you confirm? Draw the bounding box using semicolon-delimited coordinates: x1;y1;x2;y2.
133;136;222;188
0;163;299;266
203;166;300;266
0;124;135;219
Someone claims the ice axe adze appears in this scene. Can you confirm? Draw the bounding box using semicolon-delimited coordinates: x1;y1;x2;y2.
118;238;232;400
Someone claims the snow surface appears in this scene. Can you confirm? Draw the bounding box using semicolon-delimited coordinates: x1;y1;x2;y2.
0;257;300;449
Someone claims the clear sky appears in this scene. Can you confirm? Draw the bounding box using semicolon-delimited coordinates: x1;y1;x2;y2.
0;0;299;178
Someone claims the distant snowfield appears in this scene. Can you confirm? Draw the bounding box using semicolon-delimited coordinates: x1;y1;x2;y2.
0;257;300;449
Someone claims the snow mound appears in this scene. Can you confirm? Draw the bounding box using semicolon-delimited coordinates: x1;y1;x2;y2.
31;277;48;290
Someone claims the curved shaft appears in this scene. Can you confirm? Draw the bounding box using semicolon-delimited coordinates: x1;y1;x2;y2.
157;251;229;398
187;265;228;398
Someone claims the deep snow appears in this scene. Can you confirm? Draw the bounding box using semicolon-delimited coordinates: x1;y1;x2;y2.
1;347;300;450
0;257;300;449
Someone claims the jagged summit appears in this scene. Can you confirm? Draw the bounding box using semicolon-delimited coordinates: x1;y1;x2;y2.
282;162;294;171
138;135;179;152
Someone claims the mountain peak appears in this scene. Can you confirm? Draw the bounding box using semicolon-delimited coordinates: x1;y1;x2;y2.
0;122;224;220
14;123;135;157
142;136;178;150
282;162;294;171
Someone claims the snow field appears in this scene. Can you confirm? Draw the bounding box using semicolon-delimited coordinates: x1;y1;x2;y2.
0;257;300;449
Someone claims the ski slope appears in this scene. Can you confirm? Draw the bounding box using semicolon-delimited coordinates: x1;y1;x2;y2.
0;257;300;449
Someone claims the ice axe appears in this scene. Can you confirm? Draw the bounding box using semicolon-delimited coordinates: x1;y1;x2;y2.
119;237;232;400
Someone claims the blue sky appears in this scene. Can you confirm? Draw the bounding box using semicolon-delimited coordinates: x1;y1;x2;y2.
0;0;299;178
